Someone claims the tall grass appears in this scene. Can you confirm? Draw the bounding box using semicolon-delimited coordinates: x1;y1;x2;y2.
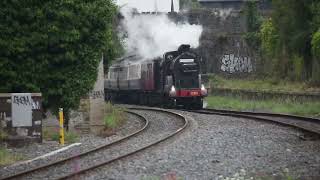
0;147;24;166
104;102;126;129
209;75;320;92
0;130;7;142
206;96;320;117
42;128;78;143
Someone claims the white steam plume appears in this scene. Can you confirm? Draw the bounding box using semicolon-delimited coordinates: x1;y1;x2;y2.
119;7;203;60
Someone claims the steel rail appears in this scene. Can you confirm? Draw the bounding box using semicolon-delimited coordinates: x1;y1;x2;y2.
191;108;320;136
0;111;149;180
58;107;188;180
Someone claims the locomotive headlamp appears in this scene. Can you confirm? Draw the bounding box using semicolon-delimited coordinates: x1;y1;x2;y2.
201;84;208;96
169;86;176;97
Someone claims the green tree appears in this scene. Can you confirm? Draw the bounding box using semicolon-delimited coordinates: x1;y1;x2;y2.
271;0;312;79
180;0;200;9
243;0;262;51
257;0;318;80
260;18;278;58
0;1;118;118
311;30;320;84
310;1;320;84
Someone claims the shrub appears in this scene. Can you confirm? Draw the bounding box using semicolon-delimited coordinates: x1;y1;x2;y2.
290;55;304;81
312;30;320;59
104;102;126;129
0;0;118;117
260;18;278;58
311;30;320;84
0;147;24;166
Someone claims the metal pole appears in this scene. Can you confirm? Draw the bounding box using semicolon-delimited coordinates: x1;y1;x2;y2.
59;108;65;145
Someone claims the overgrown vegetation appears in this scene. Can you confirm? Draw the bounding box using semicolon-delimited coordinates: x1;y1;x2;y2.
210;75;320;93
104;102;126;129
0;122;8;142
0;0;121;118
180;0;200;10
42;128;78;143
0;130;7;142
206;96;320;117
0;147;24;166
243;0;320;85
243;1;262;51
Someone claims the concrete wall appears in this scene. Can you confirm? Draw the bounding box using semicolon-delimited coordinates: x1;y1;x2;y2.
89;59;105;135
179;9;257;76
198;0;271;11
117;0;180;13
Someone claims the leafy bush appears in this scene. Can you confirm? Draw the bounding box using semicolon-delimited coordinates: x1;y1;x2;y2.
290;55;304;81
312;30;320;59
260;19;278;58
0;0;118;116
311;30;320;84
243;0;262;50
180;0;200;9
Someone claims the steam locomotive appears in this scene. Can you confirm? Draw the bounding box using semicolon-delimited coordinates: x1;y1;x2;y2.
104;44;207;109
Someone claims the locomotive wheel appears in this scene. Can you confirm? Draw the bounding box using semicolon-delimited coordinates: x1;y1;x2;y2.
109;93;116;104
193;98;203;110
165;98;176;109
139;93;147;105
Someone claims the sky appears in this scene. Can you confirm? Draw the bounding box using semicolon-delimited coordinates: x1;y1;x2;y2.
116;0;180;13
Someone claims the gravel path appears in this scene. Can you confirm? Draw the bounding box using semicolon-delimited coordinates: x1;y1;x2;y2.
0;112;144;179
81;108;320;180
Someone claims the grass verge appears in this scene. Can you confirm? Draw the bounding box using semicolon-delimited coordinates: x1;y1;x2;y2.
0;147;24;166
206;96;320;117
0;130;8;142
99;102;127;137
209;75;320;93
42;128;78;144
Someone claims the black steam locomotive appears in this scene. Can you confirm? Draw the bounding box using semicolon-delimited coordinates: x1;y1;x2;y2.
104;44;207;109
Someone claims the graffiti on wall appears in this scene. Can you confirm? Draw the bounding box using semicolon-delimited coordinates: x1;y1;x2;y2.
220;54;253;73
13;95;40;110
88;90;105;99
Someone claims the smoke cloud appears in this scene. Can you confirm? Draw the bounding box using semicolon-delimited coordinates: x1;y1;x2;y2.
119;8;203;60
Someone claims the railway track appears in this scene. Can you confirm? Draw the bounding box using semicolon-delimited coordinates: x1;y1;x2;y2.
191;108;320;138
1;108;188;180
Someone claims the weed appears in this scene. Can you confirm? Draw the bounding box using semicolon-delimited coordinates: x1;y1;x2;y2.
65;131;78;143
42;127;78;143
104;102;126;129
0;130;8;141
0;147;24;166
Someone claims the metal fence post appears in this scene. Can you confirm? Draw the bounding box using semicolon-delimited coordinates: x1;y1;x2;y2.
59;108;65;145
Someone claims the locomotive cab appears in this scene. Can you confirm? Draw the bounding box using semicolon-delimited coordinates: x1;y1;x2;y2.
163;45;207;109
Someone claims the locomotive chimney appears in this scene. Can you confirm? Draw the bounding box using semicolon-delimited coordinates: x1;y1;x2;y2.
171;0;174;12
178;44;190;52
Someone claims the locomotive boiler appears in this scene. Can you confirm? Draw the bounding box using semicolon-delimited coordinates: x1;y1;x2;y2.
104;44;207;109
